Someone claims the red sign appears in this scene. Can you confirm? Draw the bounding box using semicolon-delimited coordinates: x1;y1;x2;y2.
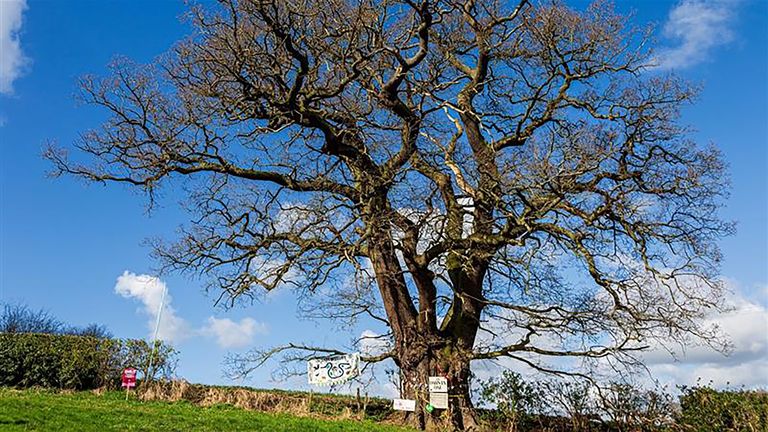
121;367;137;389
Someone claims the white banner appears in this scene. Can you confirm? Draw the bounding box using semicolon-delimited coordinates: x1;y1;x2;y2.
393;399;416;412
307;353;360;385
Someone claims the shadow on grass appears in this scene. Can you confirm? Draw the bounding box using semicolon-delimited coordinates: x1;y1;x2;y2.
0;419;29;426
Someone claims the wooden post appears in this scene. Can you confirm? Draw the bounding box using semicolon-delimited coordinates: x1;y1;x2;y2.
356;387;361;413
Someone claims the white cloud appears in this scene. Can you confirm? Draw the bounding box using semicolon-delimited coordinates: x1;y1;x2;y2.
642;285;768;388
201;316;267;349
472;277;767;390
655;0;737;70
358;329;392;357
114;271;191;344
0;0;28;95
115;271;268;350
367;371;400;399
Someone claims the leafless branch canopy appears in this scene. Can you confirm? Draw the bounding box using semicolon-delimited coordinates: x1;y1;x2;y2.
48;0;732;382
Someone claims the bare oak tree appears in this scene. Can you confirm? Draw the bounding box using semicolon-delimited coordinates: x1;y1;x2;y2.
47;0;732;429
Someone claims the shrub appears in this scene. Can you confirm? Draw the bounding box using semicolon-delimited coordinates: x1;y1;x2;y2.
0;303;62;334
677;381;768;432
1;302;113;338
596;382;676;432
0;332;177;390
478;371;543;431
539;379;597;431
477;372;767;432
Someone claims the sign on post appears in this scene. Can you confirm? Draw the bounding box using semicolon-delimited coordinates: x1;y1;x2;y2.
428;376;448;393
393;398;416;412
122;367;137;389
307;353;360;385
429;392;449;410
428;376;449;410
121;367;138;400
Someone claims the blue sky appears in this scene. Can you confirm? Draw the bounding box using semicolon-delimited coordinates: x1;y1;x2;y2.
0;0;766;392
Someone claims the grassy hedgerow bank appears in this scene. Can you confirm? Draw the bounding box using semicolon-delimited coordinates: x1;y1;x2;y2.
0;388;415;432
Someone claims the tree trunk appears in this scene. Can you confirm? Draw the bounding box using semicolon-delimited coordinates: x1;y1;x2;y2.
364;202;483;430
397;339;478;431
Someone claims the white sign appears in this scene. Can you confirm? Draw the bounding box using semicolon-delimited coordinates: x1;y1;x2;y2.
429;391;449;409
307;353;360;385
428;376;448;393
393;398;416;412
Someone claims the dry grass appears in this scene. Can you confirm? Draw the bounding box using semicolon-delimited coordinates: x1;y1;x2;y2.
138;380;392;422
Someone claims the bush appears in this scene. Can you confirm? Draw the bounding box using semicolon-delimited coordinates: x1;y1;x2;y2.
479;371;543;431
477;372;767;432
540;379;597;431
0;332;177;390
596;382;676;432
677;382;768;432
1;302;113;338
0;303;62;334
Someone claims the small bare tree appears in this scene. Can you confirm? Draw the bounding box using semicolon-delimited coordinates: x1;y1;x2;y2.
47;0;732;429
0;303;62;334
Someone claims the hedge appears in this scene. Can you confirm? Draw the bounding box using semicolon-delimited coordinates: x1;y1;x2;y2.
477;371;768;432
0;332;177;390
679;385;768;432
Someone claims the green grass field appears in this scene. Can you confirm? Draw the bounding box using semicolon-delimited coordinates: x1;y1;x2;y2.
0;388;414;432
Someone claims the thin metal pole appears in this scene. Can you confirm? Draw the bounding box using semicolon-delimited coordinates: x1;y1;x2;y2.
146;282;167;382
